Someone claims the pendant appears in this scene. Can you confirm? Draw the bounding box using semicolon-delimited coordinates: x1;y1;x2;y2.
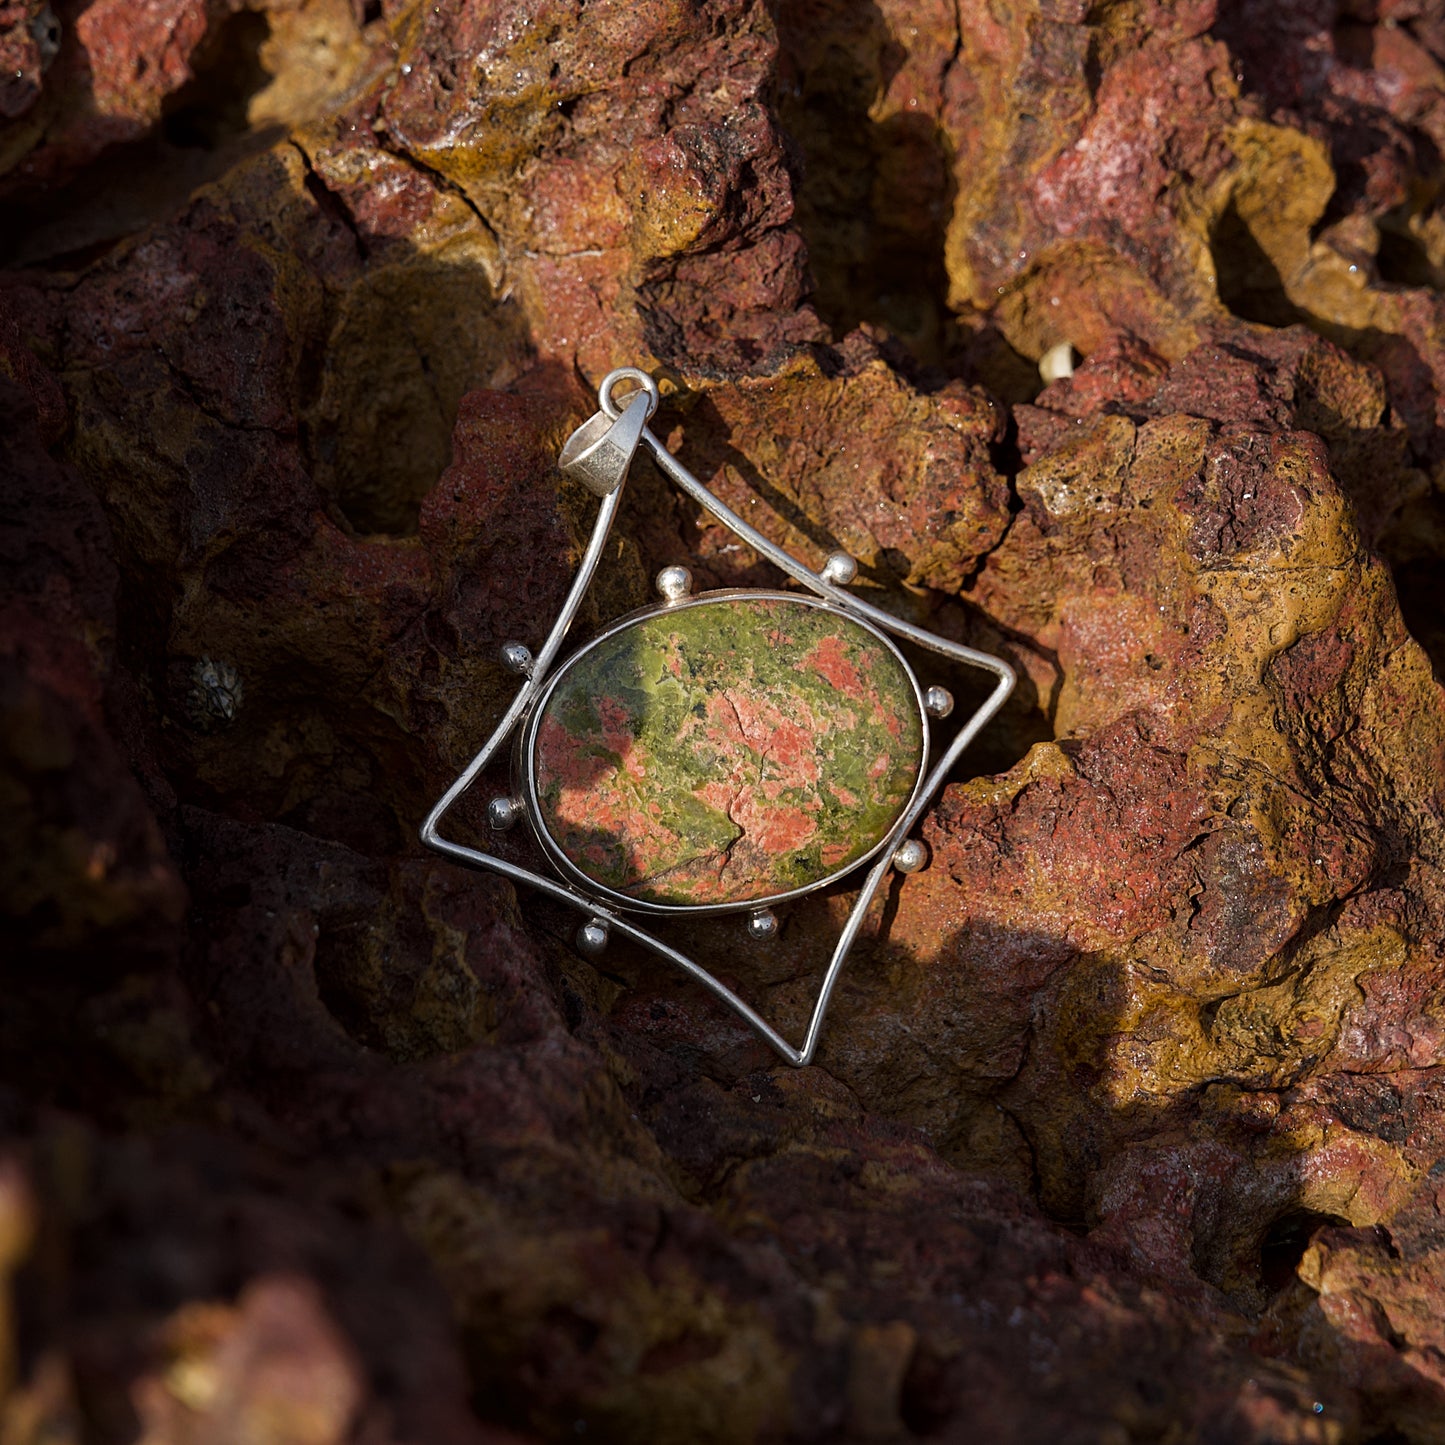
421;368;1015;1065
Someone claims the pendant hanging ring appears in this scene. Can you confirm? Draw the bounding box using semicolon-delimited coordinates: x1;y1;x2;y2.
598;367;662;421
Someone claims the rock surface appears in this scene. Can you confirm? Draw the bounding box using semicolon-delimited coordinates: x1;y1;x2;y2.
2;1;1444;1442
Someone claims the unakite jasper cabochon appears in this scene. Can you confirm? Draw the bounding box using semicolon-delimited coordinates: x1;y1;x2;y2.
529;595;924;906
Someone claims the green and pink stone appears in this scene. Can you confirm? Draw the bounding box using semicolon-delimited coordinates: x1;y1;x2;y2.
529;596;924;906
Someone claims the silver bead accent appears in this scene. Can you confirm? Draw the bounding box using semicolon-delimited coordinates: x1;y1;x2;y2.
892;838;928;874
655;565;694;602
820;551;858;586
487;796;522;831
746;908;779;941
576;917;610;956
499;641;534;676
924;686;955;719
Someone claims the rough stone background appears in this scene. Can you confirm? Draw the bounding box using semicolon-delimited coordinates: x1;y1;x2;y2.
2;0;1445;1440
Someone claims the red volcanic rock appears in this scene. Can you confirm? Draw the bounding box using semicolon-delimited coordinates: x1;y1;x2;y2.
0;307;185;967
670;334;1014;593
3;0;1445;1442
0;1;54;121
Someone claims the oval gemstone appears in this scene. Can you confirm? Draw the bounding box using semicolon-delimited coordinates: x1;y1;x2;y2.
529;595;924;907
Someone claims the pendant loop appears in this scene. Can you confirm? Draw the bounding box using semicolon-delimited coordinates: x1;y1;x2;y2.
597;366;661;421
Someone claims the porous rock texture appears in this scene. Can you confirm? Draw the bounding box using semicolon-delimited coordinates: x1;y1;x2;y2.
3;0;1445;1440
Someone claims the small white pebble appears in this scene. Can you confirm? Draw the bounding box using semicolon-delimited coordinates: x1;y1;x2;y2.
1040;341;1077;383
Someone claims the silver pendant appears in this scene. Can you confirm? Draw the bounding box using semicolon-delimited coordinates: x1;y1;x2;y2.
421;368;1015;1065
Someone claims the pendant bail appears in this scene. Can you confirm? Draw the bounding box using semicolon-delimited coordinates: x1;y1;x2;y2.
558;386;652;498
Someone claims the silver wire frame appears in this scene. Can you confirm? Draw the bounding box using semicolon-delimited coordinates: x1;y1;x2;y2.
421;375;1015;1067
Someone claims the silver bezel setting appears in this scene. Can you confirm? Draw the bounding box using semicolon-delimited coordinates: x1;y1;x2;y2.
516;588;931;918
420;366;1017;1067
